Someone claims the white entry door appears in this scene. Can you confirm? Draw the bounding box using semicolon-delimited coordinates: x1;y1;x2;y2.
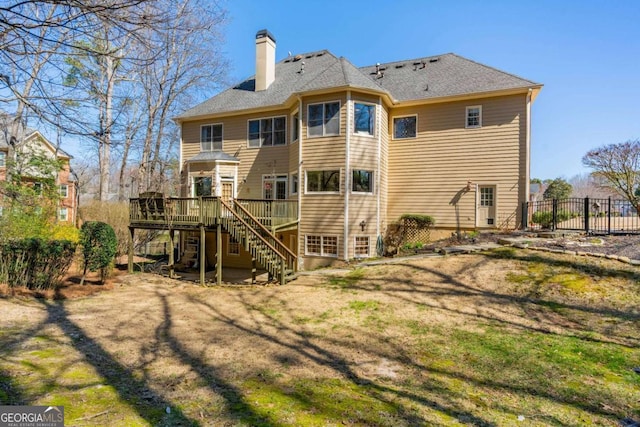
477;185;496;227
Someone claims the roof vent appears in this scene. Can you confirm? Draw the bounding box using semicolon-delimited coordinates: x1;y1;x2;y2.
395;64;405;69
316;52;325;57
305;54;314;58
412;61;422;66
429;58;439;63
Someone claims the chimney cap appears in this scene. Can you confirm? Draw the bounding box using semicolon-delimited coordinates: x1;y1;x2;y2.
256;29;276;43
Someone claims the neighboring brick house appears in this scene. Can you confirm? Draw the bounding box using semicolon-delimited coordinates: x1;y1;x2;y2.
0;114;78;225
130;29;542;280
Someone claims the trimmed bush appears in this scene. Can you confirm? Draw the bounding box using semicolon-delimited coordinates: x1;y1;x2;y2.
80;221;117;285
531;210;571;229
0;238;76;289
400;214;435;227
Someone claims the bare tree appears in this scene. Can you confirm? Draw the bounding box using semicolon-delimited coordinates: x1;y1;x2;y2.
568;173;617;198
582;139;640;212
134;0;228;195
1;1;168;200
2;0;228;203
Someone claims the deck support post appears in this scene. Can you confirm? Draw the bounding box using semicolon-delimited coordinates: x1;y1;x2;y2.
168;229;175;278
280;258;285;286
128;227;134;273
252;258;257;284
216;222;222;286
200;224;206;286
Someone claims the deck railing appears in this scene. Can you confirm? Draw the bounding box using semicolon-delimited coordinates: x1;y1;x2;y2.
129;197;220;227
129;197;298;228
231;199;298;228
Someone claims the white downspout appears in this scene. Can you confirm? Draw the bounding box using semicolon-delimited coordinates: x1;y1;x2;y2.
344;91;351;261
179;122;184;195
297;95;303;270
376;97;382;239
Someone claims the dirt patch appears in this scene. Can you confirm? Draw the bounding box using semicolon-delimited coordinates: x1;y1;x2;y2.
0;263;127;300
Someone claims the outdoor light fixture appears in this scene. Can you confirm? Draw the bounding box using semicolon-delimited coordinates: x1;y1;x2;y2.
359;220;366;231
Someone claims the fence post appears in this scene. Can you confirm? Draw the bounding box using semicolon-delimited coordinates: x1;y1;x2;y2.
584;197;589;234
552;199;558;231
521;202;528;230
607;197;611;234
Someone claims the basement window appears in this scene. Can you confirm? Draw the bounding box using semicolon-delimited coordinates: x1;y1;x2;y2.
305;235;338;257
354;236;370;257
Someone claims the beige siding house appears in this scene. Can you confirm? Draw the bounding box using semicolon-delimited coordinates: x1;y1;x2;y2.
131;29;541;279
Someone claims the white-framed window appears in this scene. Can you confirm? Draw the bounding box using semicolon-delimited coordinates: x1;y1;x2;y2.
200;124;223;151
248;116;286;148
393;115;417;139
307;101;340;137
290;173;298;195
354;102;375;136
0;151;5;167
466;105;482;128
262;175;287;200
193;176;213;197
291;111;299;143
227;235;240;256
306;170;340;193
480;186;494;207
58;207;68;221
59;184;69;198
354;236;370;258
305;235;338;257
352;170;373;193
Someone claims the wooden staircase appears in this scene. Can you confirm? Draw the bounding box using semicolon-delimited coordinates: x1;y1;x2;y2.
220;200;297;284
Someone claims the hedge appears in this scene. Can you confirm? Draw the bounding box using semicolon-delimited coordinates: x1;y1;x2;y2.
0;238;76;289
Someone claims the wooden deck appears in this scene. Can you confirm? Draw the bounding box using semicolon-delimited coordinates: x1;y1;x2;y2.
129;197;298;231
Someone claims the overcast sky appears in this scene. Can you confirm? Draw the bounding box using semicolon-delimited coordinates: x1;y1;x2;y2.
220;0;640;180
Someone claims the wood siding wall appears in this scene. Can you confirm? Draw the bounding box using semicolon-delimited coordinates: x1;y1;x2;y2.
387;94;527;230
179;90;528;266
299;93;347;267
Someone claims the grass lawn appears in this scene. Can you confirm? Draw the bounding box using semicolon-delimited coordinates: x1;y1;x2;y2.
0;248;639;426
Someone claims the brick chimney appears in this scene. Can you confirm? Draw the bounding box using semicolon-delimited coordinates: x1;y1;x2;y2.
255;29;276;91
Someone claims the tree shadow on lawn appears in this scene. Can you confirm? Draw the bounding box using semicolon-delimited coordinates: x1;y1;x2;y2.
182;292;496;426
42;301;200;426
337;255;640;348
184;288;637;425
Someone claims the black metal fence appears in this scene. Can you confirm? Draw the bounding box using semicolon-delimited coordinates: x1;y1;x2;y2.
522;197;640;234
